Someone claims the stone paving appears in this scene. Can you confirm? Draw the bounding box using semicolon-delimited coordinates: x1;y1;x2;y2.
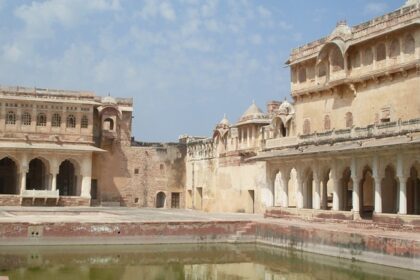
1;206;420;242
0;207;264;223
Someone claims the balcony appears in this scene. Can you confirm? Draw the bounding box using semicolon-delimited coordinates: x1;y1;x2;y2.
264;118;420;150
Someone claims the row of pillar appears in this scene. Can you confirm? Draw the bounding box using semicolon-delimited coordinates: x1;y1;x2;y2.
239;126;257;149
276;155;413;215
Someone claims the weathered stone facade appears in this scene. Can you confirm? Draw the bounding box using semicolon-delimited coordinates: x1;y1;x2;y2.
0;87;186;208
185;0;420;219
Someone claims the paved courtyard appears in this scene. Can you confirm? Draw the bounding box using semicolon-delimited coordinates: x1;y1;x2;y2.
0;207;264;223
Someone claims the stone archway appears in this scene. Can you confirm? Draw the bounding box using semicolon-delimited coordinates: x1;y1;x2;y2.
382;165;398;214
340;167;352;211
26;158;49;190
57;160;77;196
156;192;166;208
360;167;374;219
407;165;420;215
0;157;18;194
303;168;313;209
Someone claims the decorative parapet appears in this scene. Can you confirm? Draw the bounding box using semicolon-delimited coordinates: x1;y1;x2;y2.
186;137;215;160
0;85;96;102
264;118;420;150
288;2;419;64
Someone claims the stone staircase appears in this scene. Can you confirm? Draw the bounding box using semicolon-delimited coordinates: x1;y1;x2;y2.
228;222;256;243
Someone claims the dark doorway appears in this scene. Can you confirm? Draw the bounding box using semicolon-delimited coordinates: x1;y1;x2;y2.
171;192;180;208
341;167;352;211
91;179;98;200
57;160;76;196
360;167;374;219
0;158;18;194
156;192;166;208
407;167;420;215
26;158;47;190
248;190;255;213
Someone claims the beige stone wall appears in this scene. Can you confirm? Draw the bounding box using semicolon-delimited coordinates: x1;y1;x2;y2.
294;74;420;135
93;142;186;208
186;156;269;213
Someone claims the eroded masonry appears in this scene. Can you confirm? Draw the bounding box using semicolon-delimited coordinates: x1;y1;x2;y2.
0;0;420;223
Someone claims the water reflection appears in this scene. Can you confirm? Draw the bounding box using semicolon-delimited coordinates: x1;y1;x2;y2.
0;244;418;279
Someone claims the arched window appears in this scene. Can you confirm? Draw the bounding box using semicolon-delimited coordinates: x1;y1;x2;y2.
404;34;415;55
350;51;360;69
81;115;88;129
6;111;16;125
298;68;306;83
36;113;47;126
66;115;76;128
389;39;400;58
324;115;331;131
345;112;353;128
52;113;61;127
330;47;344;71
103;118;114;131
22;112;31;126
303;119;311;135
318;63;327;77
376;43;386;61
363;48;373;65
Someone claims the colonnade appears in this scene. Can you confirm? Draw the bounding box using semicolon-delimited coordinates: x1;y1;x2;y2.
273;153;420;216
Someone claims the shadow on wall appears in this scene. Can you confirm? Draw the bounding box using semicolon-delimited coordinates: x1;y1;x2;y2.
95;141;131;206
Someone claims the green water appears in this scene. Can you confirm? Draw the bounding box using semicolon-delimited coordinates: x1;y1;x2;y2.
0;244;418;280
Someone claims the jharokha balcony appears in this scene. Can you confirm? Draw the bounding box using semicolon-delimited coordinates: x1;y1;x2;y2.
264;118;420;151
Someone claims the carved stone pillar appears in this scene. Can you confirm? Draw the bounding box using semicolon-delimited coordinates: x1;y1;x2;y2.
296;172;304;209
398;176;408;215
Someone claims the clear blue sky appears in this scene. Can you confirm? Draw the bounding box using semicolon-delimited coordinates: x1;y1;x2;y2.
0;0;404;141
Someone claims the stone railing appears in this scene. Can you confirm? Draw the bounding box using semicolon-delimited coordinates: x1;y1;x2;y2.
289;2;419;63
0;85;96;101
265;136;298;149
21;189;60;205
264;118;420;150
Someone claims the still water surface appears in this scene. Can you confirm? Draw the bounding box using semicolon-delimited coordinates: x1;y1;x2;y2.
0;244;418;280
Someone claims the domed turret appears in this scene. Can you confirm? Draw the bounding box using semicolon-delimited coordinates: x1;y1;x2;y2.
237;101;269;125
216;114;230;129
102;95;117;105
331;20;352;39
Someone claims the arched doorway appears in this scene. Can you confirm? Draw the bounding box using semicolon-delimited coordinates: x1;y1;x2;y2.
26;158;48;190
0;157;18;194
407;166;420;215
340;167;352;211
273;118;286;138
360;167;374;219
156;192;166;208
382;165;398;214
304;168;313;209
57;160;77;196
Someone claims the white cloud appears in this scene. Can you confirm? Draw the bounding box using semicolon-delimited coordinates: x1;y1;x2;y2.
2;44;22;62
159;2;176;21
364;2;389;15
250;34;262;45
257;6;271;18
138;0;176;21
14;0;121;39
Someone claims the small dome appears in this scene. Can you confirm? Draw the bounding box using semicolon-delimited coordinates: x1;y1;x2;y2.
403;0;420;7
237;101;269;125
102;95;117;105
241;102;263;119
219;114;230;126
331;20;351;38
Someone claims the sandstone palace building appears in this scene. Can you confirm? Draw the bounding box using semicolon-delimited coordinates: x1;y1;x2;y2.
0;87;185;208
185;0;420;222
0;0;419;223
